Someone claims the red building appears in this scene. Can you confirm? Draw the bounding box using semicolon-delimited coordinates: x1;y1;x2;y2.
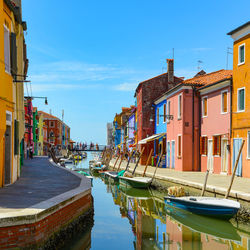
135;59;183;164
24;98;33;158
38;111;70;149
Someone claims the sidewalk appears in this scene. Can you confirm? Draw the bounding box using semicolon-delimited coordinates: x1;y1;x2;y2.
0;156;91;225
110;158;250;202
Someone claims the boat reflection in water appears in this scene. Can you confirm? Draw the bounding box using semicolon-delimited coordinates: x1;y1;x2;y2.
107;181;249;250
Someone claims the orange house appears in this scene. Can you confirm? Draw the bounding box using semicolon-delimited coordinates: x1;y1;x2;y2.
228;22;250;178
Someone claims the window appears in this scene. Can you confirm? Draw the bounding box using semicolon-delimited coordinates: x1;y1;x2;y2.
237;88;245;112
4;25;10;74
178;94;182;119
221;91;228;113
202;97;208;117
177;135;182;157
238;44;245;65
200;136;208;155
50;121;55;128
248;131;250;159
213;135;221;156
167;100;170;123
163;104;166;123
157;108;159;125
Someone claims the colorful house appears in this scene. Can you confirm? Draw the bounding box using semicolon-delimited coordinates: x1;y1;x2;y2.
127;107;136;150
165;70;232;171
113;113;122;148
153;96;167;167
198;71;232;174
135;59;183;164
228;22;250;178
24;98;33;158
0;0;27;186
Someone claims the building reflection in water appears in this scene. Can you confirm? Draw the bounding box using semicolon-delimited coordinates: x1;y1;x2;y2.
107;181;250;250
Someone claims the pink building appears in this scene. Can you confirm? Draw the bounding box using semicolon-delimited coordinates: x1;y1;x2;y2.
199;70;232;174
166;70;232;172
165;82;200;171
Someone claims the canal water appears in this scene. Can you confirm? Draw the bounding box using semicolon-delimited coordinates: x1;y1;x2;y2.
64;153;250;250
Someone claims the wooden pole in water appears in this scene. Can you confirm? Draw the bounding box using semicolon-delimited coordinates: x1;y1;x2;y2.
132;147;145;176
201;170;209;196
112;153;120;170
123;149;135;173
143;148;154;177
225;140;245;199
152;152;163;181
117;153;124;172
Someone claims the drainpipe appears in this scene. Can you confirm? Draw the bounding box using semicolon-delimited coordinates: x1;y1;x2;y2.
192;86;195;171
198;90;201;171
229;78;233;174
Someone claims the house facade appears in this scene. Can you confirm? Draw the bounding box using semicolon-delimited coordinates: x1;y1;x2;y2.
199;72;233;174
153;97;167;167
135;59;183;164
228;22;250;177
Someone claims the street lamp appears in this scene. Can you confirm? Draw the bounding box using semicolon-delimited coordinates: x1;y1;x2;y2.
24;96;48;105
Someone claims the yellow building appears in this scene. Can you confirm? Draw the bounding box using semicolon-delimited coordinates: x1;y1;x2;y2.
228;21;250;178
0;0;27;186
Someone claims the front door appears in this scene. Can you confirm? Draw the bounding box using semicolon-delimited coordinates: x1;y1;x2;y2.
167;141;170;168
4;125;11;185
207;139;213;172
171;141;175;169
221;139;228;173
233;138;243;177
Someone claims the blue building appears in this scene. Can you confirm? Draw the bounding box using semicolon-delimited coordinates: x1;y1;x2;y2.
114;121;121;148
153;95;167;167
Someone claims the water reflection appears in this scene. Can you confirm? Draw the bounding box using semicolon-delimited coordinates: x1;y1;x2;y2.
66;153;250;250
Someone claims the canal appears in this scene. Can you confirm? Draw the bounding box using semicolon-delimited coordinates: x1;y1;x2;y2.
63;153;250;250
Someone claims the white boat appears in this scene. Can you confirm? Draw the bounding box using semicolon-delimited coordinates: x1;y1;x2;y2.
164;196;240;219
119;176;152;189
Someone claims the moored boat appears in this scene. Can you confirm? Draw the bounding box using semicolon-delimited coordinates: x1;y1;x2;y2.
119;176;152;189
164;196;240;219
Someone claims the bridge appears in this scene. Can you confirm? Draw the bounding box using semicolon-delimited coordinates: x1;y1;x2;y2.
69;145;106;152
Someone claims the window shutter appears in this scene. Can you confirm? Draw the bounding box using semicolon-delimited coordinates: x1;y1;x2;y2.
218;136;221;156
200;137;203;155
14;120;19;155
205;137;208;155
10;33;17;76
223;92;227;112
212;136;215;155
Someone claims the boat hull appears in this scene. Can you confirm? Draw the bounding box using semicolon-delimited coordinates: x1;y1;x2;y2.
119;177;152;189
164;197;239;219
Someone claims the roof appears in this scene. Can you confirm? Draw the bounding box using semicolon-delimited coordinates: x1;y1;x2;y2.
227;21;250;35
135;72;183;94
182;69;232;86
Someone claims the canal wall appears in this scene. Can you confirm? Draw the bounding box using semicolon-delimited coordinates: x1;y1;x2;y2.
109;158;250;222
0;158;93;249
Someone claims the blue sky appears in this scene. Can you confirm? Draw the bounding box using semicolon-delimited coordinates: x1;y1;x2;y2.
22;0;250;144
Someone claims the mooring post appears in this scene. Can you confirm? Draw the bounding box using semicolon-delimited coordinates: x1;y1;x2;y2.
225;140;245;199
201;170;209;196
143;148;153;177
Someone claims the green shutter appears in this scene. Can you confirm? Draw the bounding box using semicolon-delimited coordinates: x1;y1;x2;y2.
240;46;245;63
14;120;19;155
10;33;17;76
240;89;245;110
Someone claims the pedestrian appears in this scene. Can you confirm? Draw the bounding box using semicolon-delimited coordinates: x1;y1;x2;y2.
29;146;33;159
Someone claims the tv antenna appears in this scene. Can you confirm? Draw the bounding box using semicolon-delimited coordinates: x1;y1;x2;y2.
226;47;233;69
197;60;203;71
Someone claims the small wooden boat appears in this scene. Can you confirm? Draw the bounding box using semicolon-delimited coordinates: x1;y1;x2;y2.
119;176;152;189
164;196;240;219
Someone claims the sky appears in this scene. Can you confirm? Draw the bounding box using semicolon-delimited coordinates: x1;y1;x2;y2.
22;0;250;145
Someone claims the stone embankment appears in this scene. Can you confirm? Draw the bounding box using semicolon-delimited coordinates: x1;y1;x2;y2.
109;158;250;222
0;157;93;249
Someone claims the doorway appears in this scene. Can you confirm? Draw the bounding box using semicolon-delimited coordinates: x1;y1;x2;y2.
221;139;228;173
4;125;12;185
207;139;213;172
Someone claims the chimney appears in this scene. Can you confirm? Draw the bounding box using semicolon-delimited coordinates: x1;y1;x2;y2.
167;59;174;83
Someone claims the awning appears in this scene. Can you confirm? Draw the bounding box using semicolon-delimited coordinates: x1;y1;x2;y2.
138;133;166;145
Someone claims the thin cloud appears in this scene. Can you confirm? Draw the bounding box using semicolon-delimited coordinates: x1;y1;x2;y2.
113;82;138;92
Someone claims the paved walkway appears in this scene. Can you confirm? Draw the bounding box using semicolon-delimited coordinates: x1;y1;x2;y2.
0;157;81;209
110;159;250;201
